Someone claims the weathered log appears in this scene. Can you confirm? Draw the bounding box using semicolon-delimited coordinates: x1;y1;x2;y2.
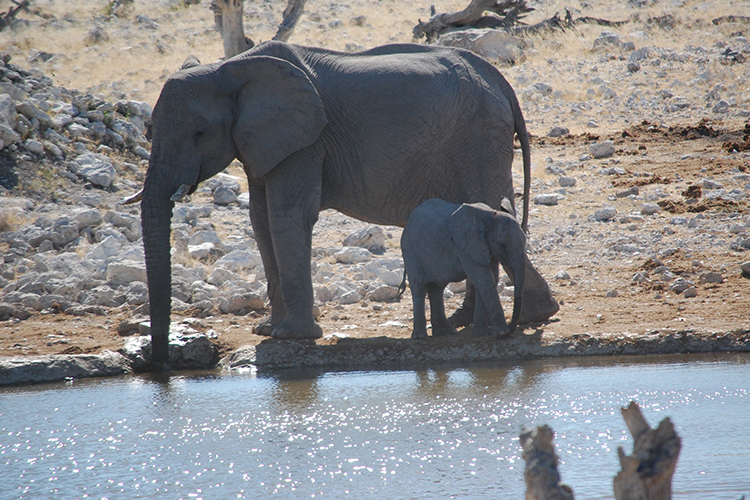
414;1;628;42
273;0;307;43
414;0;532;42
613;401;681;500
520;425;575;500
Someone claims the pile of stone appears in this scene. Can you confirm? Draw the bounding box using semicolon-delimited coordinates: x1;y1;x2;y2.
0;51;151;185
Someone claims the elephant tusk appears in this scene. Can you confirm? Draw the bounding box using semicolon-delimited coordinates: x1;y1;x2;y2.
170;184;193;202
120;189;143;205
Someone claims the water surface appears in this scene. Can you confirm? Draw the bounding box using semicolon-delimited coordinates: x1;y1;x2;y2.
2;353;749;499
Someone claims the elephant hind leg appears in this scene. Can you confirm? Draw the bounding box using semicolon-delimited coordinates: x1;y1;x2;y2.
427;283;458;337
448;280;475;327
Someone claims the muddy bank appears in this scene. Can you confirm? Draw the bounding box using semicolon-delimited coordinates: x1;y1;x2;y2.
2;328;748;386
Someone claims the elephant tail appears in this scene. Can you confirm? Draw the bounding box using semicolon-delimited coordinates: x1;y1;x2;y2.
396;270;407;300
515;112;531;235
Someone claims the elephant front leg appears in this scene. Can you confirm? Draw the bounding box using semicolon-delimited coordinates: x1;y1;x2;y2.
427;283;458;337
264;160;323;340
248;181;285;336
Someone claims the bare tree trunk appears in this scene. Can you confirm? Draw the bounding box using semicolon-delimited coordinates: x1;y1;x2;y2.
211;0;306;59
273;0;307;42
211;0;255;59
520;425;575;500
0;0;31;31
613;402;682;500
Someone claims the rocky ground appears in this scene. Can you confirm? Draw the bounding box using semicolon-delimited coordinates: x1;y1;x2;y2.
0;0;748;379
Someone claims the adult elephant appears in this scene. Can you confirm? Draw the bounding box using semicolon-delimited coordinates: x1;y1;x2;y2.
139;41;558;362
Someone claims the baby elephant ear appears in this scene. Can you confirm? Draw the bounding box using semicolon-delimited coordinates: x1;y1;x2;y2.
222;55;328;178
448;204;491;267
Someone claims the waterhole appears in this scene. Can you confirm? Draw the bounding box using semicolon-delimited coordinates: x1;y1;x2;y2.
2;353;749;499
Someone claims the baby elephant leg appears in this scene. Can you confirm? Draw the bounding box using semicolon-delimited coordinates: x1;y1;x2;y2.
410;283;429;339
427;283;458;337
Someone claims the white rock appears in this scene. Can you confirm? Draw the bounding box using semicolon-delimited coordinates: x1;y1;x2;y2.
85;235;122;260
106;261;147;286
338;290;362;304
208;267;239;286
75;152;116;187
343;225;386;252
534;194;559;206
74;209;104;230
24;139;44;154
437;29;526;64
558;176;577;187
237;192;250;208
589;140;616;159
594;207;617;221
335;246;372;264
555;270;571;280
213;186;238;205
219;292;264;314
640;203;661;216
188;242;215;259
214;249;263;272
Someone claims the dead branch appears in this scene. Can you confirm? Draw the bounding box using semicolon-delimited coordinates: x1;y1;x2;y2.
273;0;307;43
0;0;31;31
508;9;628;36
613;401;681;500
712;15;750;26
520;425;575;500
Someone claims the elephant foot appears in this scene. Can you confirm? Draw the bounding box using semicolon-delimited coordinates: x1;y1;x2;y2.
448;306;474;328
492;325;513;339
518;293;560;324
411;328;428;339
471;325;492;337
253;317;275;337
431;320;458;337
272;317;323;340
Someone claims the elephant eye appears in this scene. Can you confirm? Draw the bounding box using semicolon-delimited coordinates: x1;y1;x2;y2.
194;129;206;143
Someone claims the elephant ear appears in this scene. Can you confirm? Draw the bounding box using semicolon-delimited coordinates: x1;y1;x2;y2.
448;204;491;268
222;55;328;178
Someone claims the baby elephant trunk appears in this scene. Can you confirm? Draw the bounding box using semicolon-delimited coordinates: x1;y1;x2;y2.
508;258;526;334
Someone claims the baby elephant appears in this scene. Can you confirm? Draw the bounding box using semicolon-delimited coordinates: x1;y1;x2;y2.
400;198;526;339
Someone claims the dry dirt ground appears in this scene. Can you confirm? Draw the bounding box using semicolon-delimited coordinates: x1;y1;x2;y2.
2;120;748;359
0;0;749;360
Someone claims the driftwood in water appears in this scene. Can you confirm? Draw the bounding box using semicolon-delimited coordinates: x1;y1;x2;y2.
521;401;680;500
613;402;682;500
520;425;575;500
211;0;306;59
413;0;628;43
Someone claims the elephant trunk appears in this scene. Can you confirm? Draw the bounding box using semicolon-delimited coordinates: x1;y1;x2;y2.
508;257;526;334
141;176;174;364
